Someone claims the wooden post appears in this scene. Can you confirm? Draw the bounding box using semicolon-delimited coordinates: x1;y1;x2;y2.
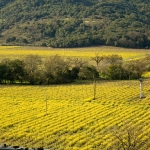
139;78;143;99
46;93;48;115
93;78;96;100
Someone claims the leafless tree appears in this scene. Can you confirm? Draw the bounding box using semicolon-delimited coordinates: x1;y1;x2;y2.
91;53;104;68
111;125;150;150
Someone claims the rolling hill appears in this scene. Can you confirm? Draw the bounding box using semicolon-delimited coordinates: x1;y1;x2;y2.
0;0;150;48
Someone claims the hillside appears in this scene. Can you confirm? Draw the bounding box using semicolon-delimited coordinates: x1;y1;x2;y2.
0;0;150;48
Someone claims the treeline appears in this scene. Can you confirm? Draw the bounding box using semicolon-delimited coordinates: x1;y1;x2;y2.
0;0;14;9
1;0;150;48
0;55;98;85
0;54;150;85
4;18;150;48
92;54;150;80
41;19;150;48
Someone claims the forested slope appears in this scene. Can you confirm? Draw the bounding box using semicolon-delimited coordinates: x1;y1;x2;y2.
0;0;150;48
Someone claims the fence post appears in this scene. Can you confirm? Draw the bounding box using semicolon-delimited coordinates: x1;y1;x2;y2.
93;78;96;100
139;78;143;99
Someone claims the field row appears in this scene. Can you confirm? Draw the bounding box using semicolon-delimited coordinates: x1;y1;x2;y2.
0;46;149;61
0;80;150;149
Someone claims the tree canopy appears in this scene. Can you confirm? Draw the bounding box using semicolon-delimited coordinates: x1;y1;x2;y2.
0;0;150;48
0;54;149;85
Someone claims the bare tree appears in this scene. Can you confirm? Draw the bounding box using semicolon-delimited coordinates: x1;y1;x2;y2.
111;125;150;150
91;53;104;68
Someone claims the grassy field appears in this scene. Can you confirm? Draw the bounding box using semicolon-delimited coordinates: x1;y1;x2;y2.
1;46;150;149
0;46;150;61
0;80;150;149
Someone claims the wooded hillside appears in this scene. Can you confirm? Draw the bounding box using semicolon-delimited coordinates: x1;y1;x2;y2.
0;0;150;48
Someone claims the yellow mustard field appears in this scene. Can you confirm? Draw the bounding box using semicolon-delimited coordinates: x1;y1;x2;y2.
0;46;150;60
1;80;150;149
